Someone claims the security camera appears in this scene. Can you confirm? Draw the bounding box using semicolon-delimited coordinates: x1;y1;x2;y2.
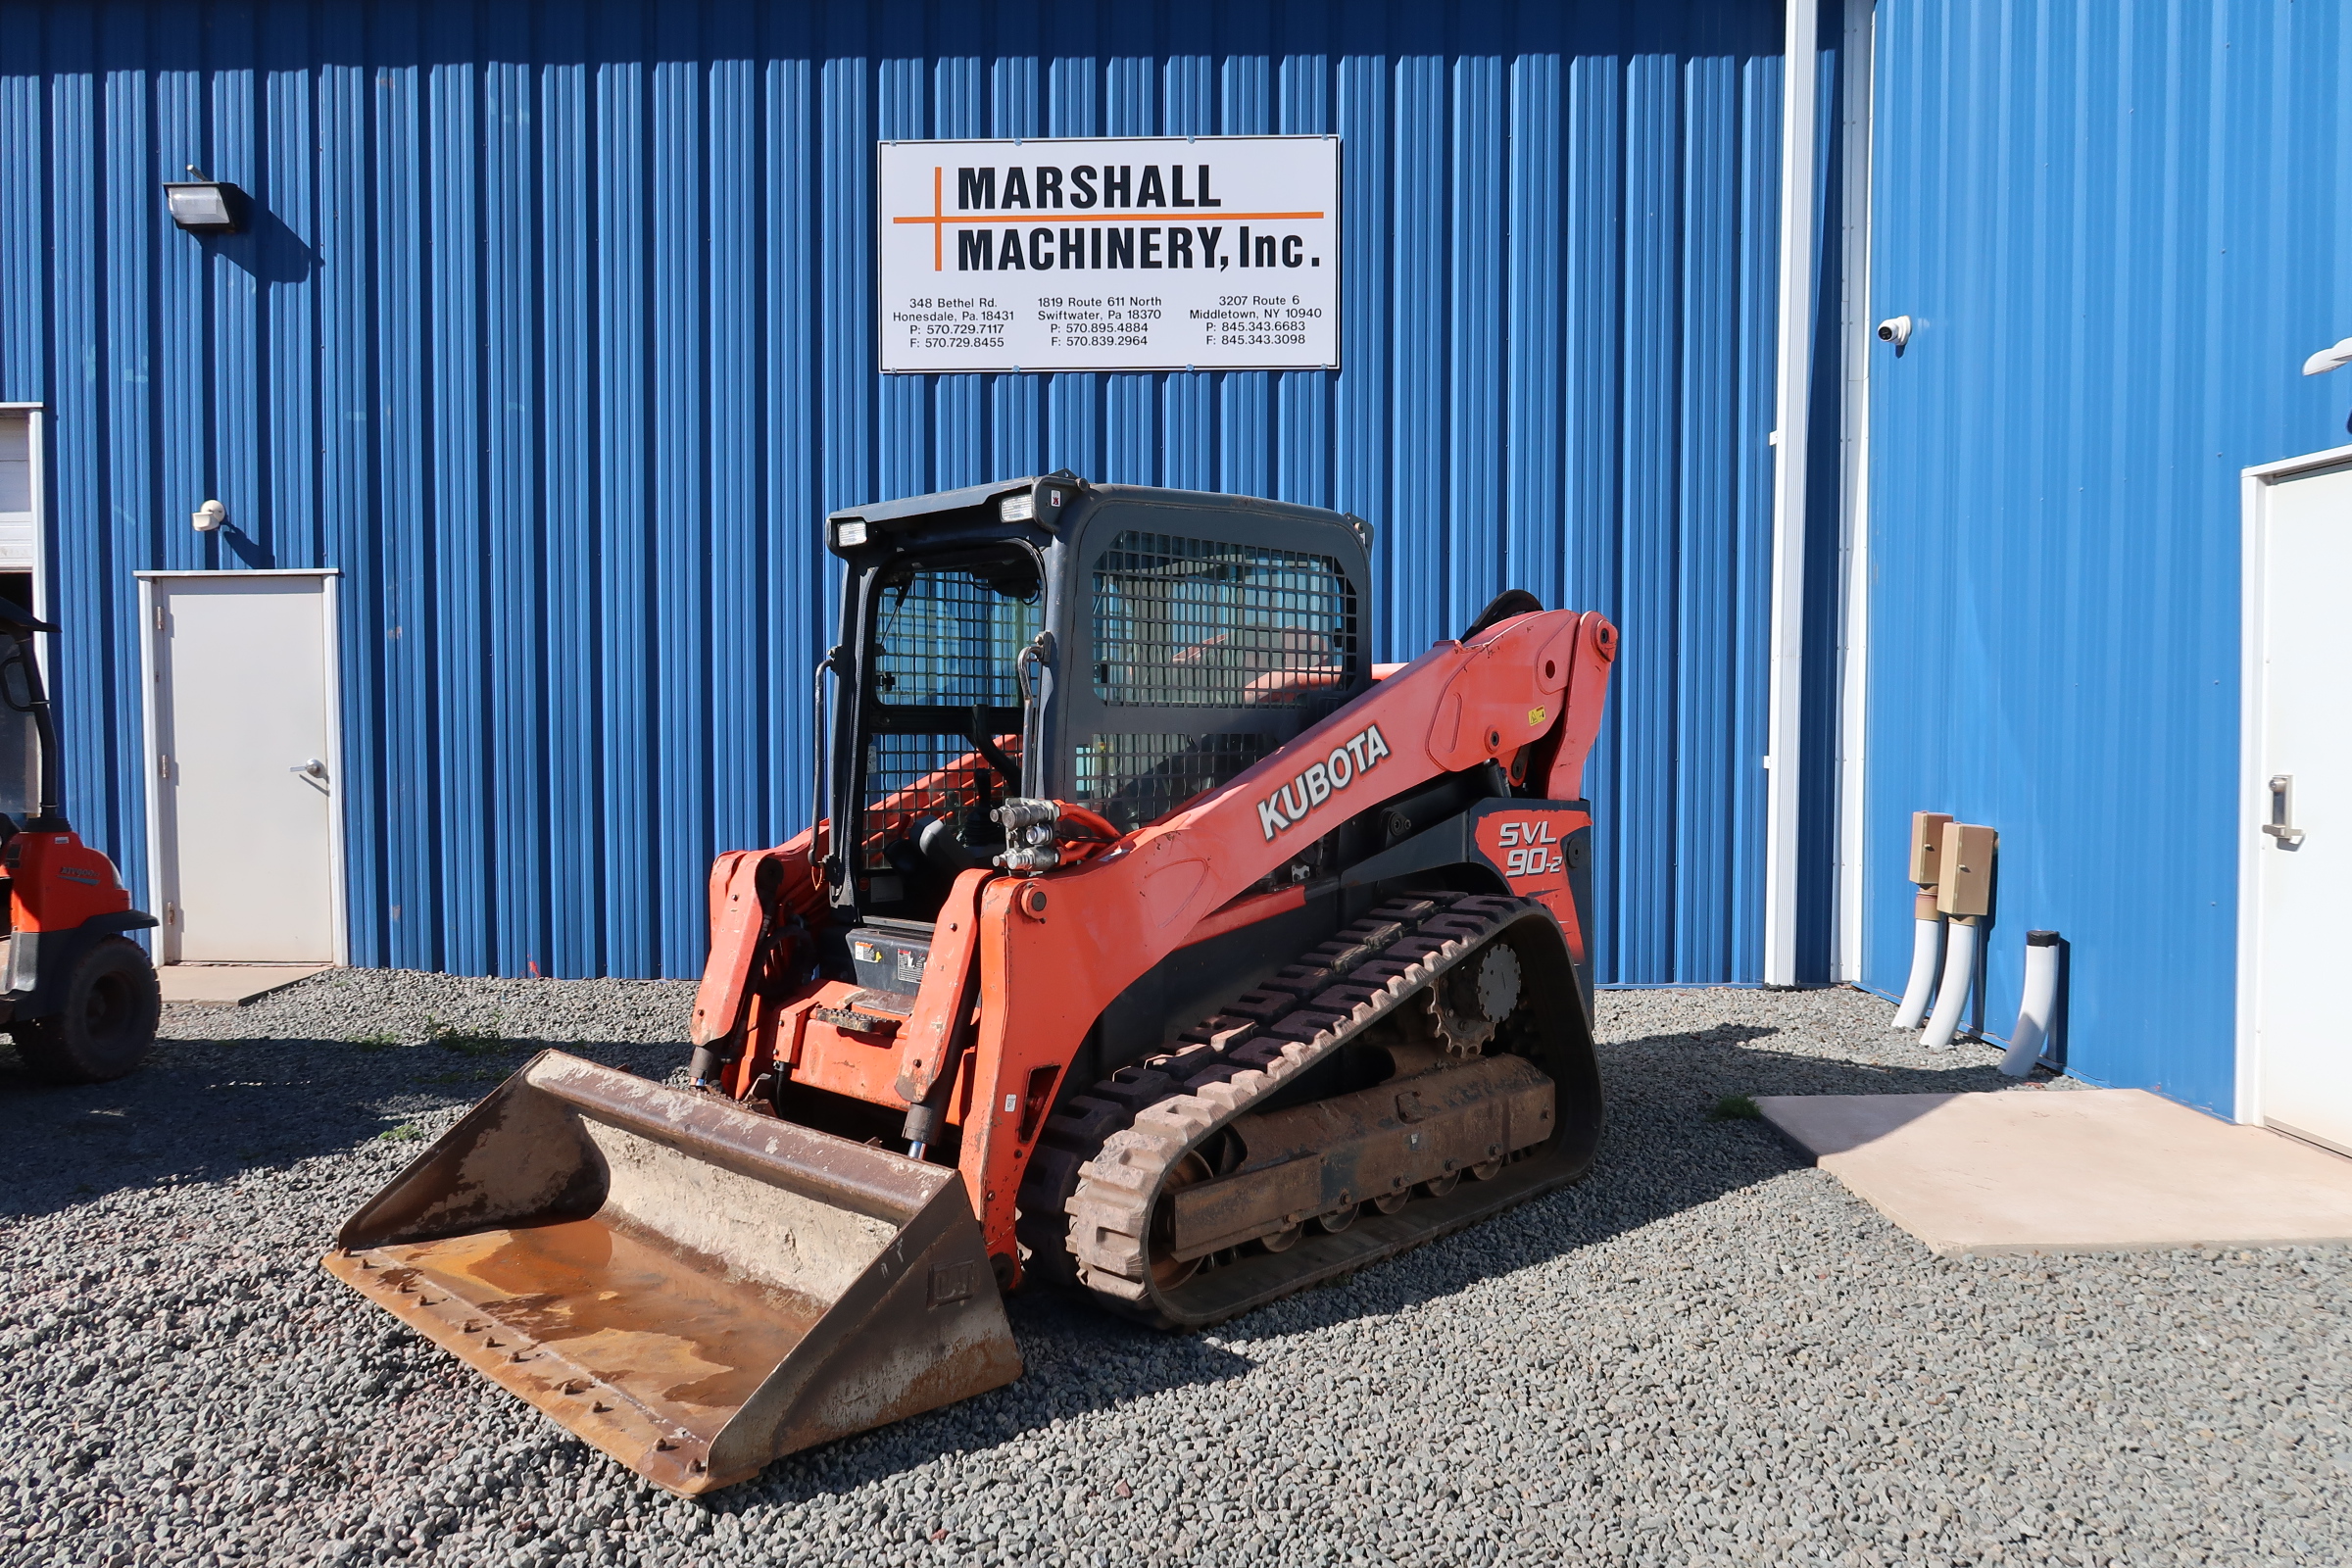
1877;316;1913;349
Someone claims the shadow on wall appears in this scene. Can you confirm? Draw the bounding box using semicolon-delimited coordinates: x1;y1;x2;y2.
202;207;321;287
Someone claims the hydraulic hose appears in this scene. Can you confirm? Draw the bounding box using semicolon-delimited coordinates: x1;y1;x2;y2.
1998;930;2061;1076
1919;915;1979;1051
808;646;842;879
1891;890;1944;1030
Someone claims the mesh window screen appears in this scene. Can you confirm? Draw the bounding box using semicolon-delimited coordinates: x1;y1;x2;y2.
1074;732;1276;832
873;562;1040;707
860;557;1038;875
1091;532;1353;708
860;732;1021;872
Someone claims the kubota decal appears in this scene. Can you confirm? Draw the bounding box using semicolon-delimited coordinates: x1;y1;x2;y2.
1257;724;1391;840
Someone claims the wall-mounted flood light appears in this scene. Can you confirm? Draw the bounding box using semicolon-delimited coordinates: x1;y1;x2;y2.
164;166;247;234
2302;337;2352;376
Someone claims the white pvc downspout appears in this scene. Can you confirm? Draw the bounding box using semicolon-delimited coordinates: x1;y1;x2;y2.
1890;892;1943;1029
1920;916;1979;1051
1890;811;1952;1029
1764;0;1824;987
1998;930;2062;1075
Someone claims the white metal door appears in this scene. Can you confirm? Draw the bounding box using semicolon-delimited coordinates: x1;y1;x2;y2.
2243;450;2352;1150
142;572;342;964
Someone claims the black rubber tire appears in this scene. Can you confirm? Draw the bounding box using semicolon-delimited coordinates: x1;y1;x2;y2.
10;937;162;1085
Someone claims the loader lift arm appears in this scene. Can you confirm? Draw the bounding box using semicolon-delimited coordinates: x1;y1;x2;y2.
885;603;1618;1282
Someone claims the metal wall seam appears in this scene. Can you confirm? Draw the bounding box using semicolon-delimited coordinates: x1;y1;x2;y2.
652;42;709;977
1446;47;1503;635
1674;41;1737;984
0;25;43;406
93;26;149;904
1276;21;1330;514
763;34;820;844
1560;38;1623;981
265;12;321;613
44;12;97;880
1503;42;1562;617
1390;37;1444;660
426;50;485;976
485;44;544;976
1332;45;1389;557
1733;45;1784;983
320;30;390;967
540;34;598;980
709;43;761;892
592;39;646;980
1613;48;1679;985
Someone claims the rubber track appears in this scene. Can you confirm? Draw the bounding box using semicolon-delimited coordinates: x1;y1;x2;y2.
1039;890;1542;1327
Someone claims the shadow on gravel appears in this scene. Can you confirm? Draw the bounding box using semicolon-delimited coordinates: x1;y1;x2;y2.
693;1019;2036;1504
0;1008;2027;1503
1099;1024;2019;1346
705;1287;1267;1512
0;1034;680;1221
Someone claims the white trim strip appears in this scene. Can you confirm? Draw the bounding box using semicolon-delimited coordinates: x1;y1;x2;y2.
136;577;166;959
1834;0;1878;984
1764;0;1823;987
2240;441;2352;480
134;567;342;579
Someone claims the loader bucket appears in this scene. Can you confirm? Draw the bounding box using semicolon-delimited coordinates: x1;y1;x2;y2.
322;1051;1020;1495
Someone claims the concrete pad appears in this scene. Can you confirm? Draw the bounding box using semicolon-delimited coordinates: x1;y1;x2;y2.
157;963;333;1008
1754;1088;2352;1255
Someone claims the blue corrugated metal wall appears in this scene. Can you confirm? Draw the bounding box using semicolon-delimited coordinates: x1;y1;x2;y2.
0;0;1788;982
1865;0;2352;1112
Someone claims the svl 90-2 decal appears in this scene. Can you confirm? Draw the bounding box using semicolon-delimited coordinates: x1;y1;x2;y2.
1493;817;1564;877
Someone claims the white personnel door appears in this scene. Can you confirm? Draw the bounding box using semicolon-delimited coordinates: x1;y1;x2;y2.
142;571;343;964
2244;450;2352;1152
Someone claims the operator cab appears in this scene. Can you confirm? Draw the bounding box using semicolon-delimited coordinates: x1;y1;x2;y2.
822;472;1375;949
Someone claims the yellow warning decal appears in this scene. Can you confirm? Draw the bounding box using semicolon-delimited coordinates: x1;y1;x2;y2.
1528;707;1547;727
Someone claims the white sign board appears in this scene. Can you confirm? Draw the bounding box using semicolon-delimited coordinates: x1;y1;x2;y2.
877;136;1340;373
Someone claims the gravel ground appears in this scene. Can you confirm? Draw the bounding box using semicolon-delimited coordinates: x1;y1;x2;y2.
2;973;2346;1567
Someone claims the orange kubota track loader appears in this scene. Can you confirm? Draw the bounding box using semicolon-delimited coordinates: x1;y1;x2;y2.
327;475;1617;1495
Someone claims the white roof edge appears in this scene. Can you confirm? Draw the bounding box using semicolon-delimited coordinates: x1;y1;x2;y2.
2242;442;2352;480
134;567;342;579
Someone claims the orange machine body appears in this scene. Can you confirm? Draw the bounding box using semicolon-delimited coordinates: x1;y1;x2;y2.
694;608;1618;1281
7;828;138;934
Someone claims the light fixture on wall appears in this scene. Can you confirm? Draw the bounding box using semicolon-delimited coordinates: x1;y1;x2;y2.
192;500;226;533
163;166;247;234
2307;335;2352;436
2303;337;2352;376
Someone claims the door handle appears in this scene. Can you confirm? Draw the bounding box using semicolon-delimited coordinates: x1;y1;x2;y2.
290;758;327;781
2263;774;2304;846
